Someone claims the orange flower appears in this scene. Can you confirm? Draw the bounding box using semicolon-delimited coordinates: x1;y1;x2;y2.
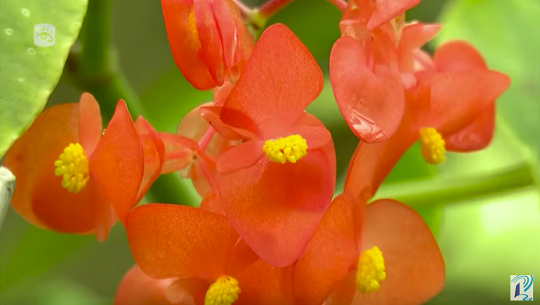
294;195;444;305
126;203;295;305
161;0;254;90
344;40;510;203
3;93;143;241
115;265;175;305
200;24;336;267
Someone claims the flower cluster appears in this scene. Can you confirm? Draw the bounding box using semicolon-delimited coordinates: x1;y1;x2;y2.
3;0;509;304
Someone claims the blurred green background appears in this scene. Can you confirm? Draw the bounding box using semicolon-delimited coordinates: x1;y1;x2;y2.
0;0;539;304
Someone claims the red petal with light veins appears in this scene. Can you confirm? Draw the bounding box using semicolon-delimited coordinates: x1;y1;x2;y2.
367;0;420;30
78;93;102;155
134;117;165;203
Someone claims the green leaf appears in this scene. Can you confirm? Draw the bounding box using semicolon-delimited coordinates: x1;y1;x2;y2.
267;0;341;62
0;223;92;291
0;0;88;156
436;0;540;159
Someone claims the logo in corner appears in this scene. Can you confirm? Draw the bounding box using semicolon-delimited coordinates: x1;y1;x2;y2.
511;275;533;301
34;24;55;47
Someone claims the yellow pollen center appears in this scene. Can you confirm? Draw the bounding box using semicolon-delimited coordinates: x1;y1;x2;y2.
54;143;89;193
204;276;241;305
356;246;386;294
186;7;201;50
262;134;308;164
419;127;446;165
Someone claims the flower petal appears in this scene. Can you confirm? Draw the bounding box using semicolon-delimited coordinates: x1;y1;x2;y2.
398;23;441;73
134;117;165;203
216;140;265;174
330;36;405;143
367;0;420;30
433;40;487;71
218;148;334;267
114;265;175;305
161;0;219;90
343;111;417;203
352;199;445;305
194;0;224;84
444;104;495;152
235;260;295;305
294;195;359;305
411;70;509;135
3;103;81;230
78;93;102;155
126;204;239;280
90;101;144;224
221;24;323;134
159;133;198;175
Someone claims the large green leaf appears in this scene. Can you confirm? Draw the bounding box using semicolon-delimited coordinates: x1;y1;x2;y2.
0;0;88;156
437;0;540;159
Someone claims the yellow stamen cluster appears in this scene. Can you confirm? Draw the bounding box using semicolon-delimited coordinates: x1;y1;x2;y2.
262;134;308;164
419;127;446;164
186;7;201;49
204;276;241;305
54;143;89;193
356;246;386;294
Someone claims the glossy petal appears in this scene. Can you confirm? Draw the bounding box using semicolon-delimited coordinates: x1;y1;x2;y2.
445;104;495;152
343;111;417;203
3;103;83;229
411;70;509;135
221;24;323;134
114;265;175;305
218;148;334;267
90;101;144;224
161;0;218;90
78;93;102;155
126;204;239;280
216;140;265;174
294;195;359;305
367;0;420;30
330;36;404;143
190;153;217;197
167;278;207;305
352;199;445;305
134;117;165;203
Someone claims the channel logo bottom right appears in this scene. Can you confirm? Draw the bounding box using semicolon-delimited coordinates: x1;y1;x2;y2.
511;275;533;301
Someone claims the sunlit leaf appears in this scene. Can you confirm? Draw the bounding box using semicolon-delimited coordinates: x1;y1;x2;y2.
0;0;88;156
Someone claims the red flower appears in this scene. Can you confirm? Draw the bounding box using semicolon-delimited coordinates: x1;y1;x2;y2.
3;93;143;241
344;41;510;203
161;0;254;90
115;265;175;305
126;204;294;305
201;24;336;267
294;195;444;305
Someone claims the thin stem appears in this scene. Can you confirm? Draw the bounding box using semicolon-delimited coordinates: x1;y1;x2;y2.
259;0;295;18
374;163;537;209
198;127;216;152
78;0;111;79
233;0;252;16
328;0;347;12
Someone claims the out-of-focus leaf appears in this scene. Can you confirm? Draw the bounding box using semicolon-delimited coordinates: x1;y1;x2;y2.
0;0;88;156
0;224;92;291
0;278;108;305
140;68;211;133
437;0;540;159
426;189;540;304
267;0;341;62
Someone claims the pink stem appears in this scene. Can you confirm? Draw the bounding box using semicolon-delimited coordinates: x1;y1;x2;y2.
259;0;295;18
328;0;347;12
233;0;252;16
198;127;216;153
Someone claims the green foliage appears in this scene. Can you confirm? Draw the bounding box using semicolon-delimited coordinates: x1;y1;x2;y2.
437;0;540;160
0;0;88;156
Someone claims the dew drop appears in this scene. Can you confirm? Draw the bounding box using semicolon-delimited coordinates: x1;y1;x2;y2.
27;47;36;55
21;8;30;17
4;28;13;35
